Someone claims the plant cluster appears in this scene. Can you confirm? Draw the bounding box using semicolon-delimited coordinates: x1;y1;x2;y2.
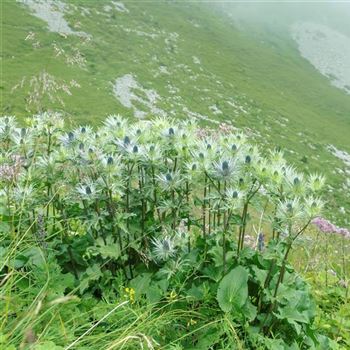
0;114;343;349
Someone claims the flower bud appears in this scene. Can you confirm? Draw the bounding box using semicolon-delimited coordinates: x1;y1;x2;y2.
124;136;130;145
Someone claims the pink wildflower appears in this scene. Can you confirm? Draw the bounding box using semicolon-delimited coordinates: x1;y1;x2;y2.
312;217;350;239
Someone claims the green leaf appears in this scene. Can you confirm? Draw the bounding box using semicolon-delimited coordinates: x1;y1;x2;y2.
252;266;268;286
277;306;309;324
156;278;169;293
186;326;224;350
79;264;102;293
263;338;286;350
12;247;46;268
130;273;152;298
186;284;205;301
202;265;222;282
216;265;249;313
33;341;63;350
242;300;257;321
146;284;163;304
87;237;121;260
208;245;234;267
97;243;121;259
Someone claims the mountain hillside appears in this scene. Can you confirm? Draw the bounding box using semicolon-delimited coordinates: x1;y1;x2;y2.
1;0;350;224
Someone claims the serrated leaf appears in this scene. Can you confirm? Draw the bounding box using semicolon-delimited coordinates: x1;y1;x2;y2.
89;237;121;260
97;243;121;259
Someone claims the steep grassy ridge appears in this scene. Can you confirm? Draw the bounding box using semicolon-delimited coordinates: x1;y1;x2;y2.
1;0;350;223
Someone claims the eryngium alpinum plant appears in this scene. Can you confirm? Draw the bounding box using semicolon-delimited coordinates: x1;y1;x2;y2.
1;113;337;349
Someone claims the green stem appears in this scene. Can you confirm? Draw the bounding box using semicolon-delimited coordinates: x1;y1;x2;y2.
68;246;79;280
222;208;233;276
151;165;162;224
138;166;146;247
222;180;227;274
325;233;329;288
125;163;134;279
240;202;249;251
186;180;191;252
208;184;211;236
342;236;346;280
262;220;311;332
237;202;248;255
217;181;221;227
202;175;207;238
172;188;176;229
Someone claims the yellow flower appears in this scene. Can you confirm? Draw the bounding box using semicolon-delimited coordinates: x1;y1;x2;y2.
124;287;135;304
169;290;177;300
187;319;197;327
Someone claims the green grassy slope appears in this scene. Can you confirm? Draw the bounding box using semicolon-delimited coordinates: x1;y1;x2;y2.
1;0;350;223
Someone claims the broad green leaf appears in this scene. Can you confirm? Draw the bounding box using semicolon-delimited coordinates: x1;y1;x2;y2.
130;273;152;298
87;237;121;260
216;265;249;313
252;266;268;286
186;284;205;301
79;264;102;293
242;300;257;321
17;247;46;268
186;326;224;350
208;245;224;267
97;243;121;259
202;265;222;282
208;245;234;267
146;284;163;304
33;341;63;350
263;338;286;350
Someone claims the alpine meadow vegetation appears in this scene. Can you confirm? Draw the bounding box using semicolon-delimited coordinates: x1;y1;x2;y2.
1;113;349;349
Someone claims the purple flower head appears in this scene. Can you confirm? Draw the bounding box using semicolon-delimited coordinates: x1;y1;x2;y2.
312;217;350;239
257;232;265;252
311;217;336;233
337;227;350;238
0;155;23;182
